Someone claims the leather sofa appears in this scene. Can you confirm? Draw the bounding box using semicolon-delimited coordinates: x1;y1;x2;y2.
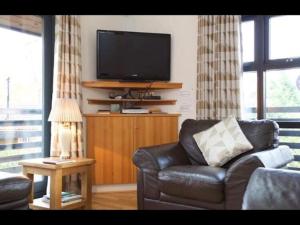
243;167;300;209
133;119;294;210
0;171;32;210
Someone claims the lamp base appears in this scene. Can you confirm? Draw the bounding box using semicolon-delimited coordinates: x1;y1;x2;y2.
59;152;71;160
59;123;71;159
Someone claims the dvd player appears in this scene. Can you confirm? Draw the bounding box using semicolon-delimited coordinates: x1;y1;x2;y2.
122;108;149;114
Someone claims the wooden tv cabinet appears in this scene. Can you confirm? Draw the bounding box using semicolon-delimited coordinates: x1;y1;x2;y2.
85;113;180;185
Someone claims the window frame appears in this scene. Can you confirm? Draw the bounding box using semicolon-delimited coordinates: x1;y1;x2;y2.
0;15;54;197
35;15;55;198
242;15;300;123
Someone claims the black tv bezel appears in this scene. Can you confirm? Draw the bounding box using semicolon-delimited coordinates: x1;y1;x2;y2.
96;29;171;82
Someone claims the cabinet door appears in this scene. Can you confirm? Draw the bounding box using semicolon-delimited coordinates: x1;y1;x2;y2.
134;116;179;148
132;116;178;181
87;116;135;184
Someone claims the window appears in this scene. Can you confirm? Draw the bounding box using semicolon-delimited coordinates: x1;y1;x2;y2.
266;68;300;120
241;20;254;63
0;16;43;173
241;71;257;120
269;16;300;60
241;15;300;169
0;16;54;196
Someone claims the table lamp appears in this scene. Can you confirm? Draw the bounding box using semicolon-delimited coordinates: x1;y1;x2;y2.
48;98;83;159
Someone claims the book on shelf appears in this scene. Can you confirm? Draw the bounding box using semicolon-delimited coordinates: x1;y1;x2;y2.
42;158;76;165
42;192;82;203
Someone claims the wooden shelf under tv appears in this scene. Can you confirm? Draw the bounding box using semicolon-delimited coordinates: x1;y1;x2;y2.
87;98;177;106
82;80;182;90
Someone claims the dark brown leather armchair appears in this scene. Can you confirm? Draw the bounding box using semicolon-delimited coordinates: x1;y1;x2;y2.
132;119;294;210
0;171;32;210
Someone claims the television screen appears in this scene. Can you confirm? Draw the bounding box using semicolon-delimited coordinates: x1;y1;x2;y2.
97;30;171;81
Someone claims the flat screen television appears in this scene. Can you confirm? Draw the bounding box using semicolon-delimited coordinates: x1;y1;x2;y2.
96;30;171;81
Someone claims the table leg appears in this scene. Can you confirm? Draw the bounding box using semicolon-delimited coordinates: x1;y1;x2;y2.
50;169;62;209
81;166;92;209
23;168;34;203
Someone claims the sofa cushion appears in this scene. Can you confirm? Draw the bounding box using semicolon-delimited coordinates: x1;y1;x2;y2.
0;172;32;204
158;165;226;203
193;116;253;167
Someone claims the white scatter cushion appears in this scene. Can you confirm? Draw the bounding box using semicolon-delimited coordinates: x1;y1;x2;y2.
193;116;253;167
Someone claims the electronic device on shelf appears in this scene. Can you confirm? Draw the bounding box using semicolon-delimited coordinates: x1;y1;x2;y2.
142;96;161;99
109;92;124;99
122;108;149;114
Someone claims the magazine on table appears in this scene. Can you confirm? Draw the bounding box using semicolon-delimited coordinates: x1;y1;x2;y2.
42;192;82;203
42;158;76;165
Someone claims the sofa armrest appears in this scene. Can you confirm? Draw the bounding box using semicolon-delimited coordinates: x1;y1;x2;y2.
225;145;294;209
132;142;191;172
242;167;300;209
133;143;191;207
0;172;32;209
251;145;294;168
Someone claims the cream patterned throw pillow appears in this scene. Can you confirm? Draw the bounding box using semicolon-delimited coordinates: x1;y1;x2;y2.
193;116;253;167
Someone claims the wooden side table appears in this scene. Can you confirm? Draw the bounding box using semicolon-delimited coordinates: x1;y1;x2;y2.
19;157;95;210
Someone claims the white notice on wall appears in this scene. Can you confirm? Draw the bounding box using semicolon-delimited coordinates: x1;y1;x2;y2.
178;90;193;115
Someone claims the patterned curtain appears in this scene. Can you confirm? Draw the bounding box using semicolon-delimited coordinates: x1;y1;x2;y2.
49;15;83;194
196;15;242;120
50;15;83;158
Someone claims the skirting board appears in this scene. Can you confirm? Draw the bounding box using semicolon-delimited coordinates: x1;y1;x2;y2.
92;184;137;193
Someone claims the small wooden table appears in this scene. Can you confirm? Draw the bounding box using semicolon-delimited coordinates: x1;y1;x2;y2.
19;157;95;210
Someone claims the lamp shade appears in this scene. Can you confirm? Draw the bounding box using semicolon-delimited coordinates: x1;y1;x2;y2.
48;98;82;122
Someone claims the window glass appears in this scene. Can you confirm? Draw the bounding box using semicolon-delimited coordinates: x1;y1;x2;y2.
241;20;254;63
0;16;43;177
265;68;300;120
269;16;300;60
241;71;257;120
